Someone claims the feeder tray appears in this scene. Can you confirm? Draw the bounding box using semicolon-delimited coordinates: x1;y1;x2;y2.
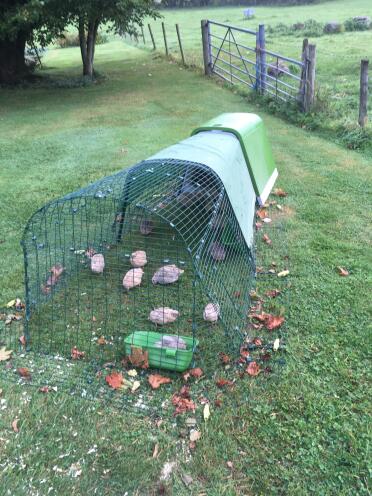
125;331;198;372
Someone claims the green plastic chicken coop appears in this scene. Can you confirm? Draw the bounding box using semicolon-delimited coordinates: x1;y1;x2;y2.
22;113;277;372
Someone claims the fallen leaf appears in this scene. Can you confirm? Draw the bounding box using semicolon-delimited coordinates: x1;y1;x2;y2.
17;367;31;380
216;378;234;388
0;346;13;362
265;289;281;298
226;461;234;469
203;403;210;421
337;267;349;277
97;336;106;346
219;352;230;364
148;374;172;389
182;371;191;382
246;361;260;376
105;371;124;389
263;217;272;223
273;188;288;197
127;369;138;377
189;430;201;442
189;441;196;450
265;315;285;331
6;299;15;308
253;337;263;346
190;368;203;378
39;386;53;393
256;209;267;219
255;222;263;230
263;234;272;245
273;338;280;351
131;380;141;392
277;270;289;277
19;335;26;347
152;443;159;458
128;346;149;369
12;419;19;433
172;388;195;415
214;398;222;408
71;347;85;360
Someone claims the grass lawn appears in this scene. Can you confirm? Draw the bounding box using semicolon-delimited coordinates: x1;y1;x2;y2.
0;37;371;495
142;0;372;152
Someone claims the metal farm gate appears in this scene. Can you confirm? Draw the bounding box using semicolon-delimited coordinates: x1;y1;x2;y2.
201;20;316;112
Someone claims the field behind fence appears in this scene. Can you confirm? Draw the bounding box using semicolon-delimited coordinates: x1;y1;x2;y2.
126;1;371;151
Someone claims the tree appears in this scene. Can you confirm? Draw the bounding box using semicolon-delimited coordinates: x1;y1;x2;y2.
0;0;65;84
64;0;159;78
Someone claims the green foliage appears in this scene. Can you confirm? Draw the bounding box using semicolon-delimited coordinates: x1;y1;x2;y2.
337;124;372;150
300;18;324;36
57;31;109;48
344;17;371;31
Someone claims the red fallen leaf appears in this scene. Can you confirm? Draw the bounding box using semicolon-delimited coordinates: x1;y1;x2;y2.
256;209;267;220
219;352;230;364
172;389;196;415
105;371;124;389
263;234;272;245
214;398;222;408
12;419;19;433
17;367;31;380
216;378;234;388
148;374;172;389
337;267;349;277
246;361;260;376
189;441;196;450
253;337;263;346
251;312;270;323
261;352;272;362
265;289;281;298
240;347;250;359
273;188;288;197
255;222;263;230
265;315;285;331
190;368;203;378
19;335;26;347
71;347;85;360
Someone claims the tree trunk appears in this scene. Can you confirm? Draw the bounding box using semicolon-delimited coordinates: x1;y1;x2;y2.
0;31;28;84
78;17;100;79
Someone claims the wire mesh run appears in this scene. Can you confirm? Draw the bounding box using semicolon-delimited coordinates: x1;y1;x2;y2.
21;158;256;370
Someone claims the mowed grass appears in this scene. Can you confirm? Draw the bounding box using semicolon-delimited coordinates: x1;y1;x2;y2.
142;0;372;151
0;40;371;495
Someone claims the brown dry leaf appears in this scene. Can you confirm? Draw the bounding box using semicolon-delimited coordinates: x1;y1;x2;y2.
148;374;172;389
12;419;19;433
263;234;272;245
256;209;267;220
17;367;31;380
97;336;107;346
216;378;234;388
219;352;230;364
246;361;260;376
0;347;12;362
39;386;53;393
105;371;124;389
190;368;203;378
71;347;85;360
253;337;263;346
128;346;149;369
265;315;285;331
251;312;270;323
273;188;288;197
337;267;349;277
172;387;196;415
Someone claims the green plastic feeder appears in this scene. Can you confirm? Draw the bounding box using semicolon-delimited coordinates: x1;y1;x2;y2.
124;331;198;372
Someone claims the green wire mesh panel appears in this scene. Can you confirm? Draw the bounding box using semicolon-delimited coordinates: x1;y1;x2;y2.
22;159;255;369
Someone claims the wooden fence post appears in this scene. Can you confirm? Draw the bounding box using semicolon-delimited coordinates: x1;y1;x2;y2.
201;20;212;76
359;59;369;127
176;24;185;65
258;24;266;93
304;43;316;112
299;38;309;110
255;30;260;92
148;24;156;50
162;22;169;57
